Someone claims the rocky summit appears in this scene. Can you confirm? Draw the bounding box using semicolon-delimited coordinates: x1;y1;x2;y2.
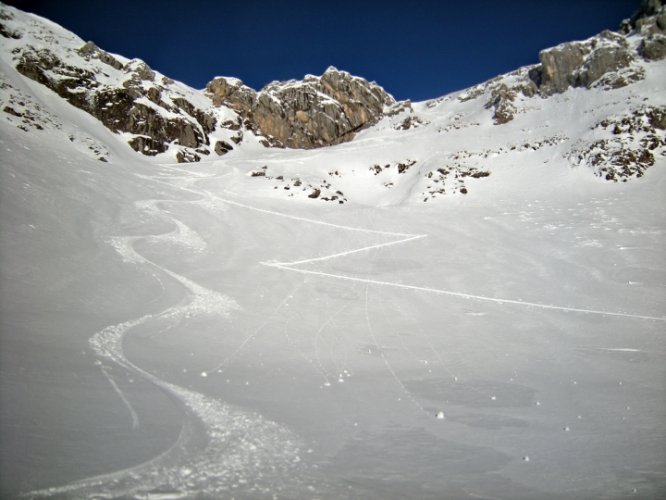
0;0;664;184
0;2;397;163
206;67;396;149
0;0;663;167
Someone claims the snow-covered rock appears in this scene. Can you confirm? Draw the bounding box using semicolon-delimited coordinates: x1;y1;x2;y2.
0;3;242;162
0;0;664;193
206;66;397;149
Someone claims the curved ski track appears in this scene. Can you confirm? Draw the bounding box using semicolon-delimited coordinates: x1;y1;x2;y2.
23;171;314;500
24;166;665;500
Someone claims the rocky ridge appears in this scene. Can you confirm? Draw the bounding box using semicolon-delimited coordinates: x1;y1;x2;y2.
453;2;665;127
0;2;398;162
206;68;397;149
0;0;664;198
0;4;263;163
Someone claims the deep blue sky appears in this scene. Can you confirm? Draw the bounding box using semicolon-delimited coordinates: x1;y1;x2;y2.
7;0;640;101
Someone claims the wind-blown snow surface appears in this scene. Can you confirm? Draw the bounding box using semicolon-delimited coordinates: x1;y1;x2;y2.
1;34;666;500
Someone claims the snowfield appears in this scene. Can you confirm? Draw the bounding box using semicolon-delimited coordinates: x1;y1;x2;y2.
1;6;665;500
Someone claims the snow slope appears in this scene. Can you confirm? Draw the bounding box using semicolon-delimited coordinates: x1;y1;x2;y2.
1;4;665;500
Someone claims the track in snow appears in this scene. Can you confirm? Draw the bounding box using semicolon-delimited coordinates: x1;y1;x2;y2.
24;166;663;498
202;190;665;323
23;173;314;500
264;262;666;322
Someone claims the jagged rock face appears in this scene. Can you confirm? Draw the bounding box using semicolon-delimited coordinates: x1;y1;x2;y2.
1;0;662;168
5;1;397;159
0;4;225;162
525;2;665;97
13;45;216;157
455;3;666;127
206;67;396;149
537;44;587;95
205;77;256;112
534;31;638;95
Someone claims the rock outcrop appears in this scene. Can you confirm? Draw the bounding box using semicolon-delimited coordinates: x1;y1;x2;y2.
452;0;664;127
568;106;666;181
206;67;396;149
13;45;217;158
0;4;234;162
531;30;642;96
531;0;665;96
1;0;663;172
3;0;398;160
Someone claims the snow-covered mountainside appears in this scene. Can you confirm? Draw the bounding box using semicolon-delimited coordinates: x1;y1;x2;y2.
0;1;665;499
0;3;398;162
1;0;665;190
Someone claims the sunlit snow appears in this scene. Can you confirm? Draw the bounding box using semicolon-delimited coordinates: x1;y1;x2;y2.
0;4;665;500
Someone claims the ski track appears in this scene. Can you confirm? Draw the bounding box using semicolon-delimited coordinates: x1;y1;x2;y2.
312;301;351;386
314;317;333;385
24;177;312;499
194;186;665;323
270;234;427;267
364;285;431;418
99;365;140;430
214;189;417;237
281;309;331;384
264;264;666;322
24;165;664;498
323;301;353;382
204;283;304;376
